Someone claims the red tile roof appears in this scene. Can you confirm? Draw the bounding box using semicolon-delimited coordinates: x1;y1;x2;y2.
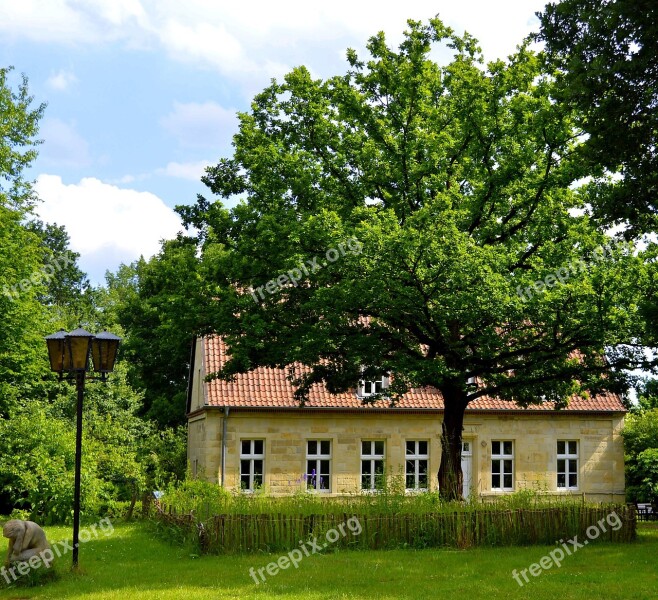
199;336;626;413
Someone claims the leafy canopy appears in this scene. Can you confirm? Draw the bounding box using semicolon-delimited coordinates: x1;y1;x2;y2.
181;18;648;409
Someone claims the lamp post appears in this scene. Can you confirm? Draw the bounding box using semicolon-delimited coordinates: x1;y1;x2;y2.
45;327;121;568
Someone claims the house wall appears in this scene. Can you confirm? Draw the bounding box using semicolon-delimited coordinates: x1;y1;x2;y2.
188;338;205;413
187;409;626;502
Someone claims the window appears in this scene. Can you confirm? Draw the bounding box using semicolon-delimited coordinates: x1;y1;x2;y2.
491;440;514;491
240;439;264;491
358;374;389;397
361;440;385;490
306;440;331;492
557;440;579;490
405;441;429;490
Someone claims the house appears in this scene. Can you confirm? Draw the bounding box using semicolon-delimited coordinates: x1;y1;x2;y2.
187;336;626;501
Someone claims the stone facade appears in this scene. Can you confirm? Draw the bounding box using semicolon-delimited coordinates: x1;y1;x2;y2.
187;407;626;502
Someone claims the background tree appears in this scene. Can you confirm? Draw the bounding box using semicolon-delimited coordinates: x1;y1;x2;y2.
109;237;205;427
180;18;651;500
536;0;658;234
623;406;658;504
0;66;45;211
0;67;50;416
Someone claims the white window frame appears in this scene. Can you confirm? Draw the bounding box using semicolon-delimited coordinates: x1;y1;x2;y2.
306;440;331;492
405;440;429;491
491;440;514;491
358;373;390;398
557;440;579;490
239;439;264;492
361;440;385;490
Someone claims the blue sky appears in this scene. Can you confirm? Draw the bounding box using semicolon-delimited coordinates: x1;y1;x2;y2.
0;0;546;283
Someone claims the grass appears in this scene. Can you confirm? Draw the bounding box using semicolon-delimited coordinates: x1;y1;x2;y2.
0;521;656;600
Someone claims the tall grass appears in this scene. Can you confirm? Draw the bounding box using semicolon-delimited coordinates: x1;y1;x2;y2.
154;479;636;554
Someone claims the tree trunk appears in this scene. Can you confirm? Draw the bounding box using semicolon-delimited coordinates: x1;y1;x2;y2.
438;388;467;501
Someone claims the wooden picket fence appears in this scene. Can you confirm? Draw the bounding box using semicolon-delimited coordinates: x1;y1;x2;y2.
155;503;636;554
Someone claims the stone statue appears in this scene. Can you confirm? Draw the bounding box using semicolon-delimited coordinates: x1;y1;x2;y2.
2;520;52;567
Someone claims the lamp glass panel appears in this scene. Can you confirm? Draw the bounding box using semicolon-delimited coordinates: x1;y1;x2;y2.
46;338;65;372
68;336;92;370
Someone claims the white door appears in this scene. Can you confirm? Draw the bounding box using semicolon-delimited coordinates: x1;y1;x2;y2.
461;441;473;499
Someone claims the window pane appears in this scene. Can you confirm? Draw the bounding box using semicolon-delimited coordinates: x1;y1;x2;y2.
406;473;415;489
569;473;578;488
375;380;382;393
362;441;370;455
557;473;566;488
557;459;565;473
418;460;428;487
568;459;578;474
503;460;513;474
240;459;250;475
492;474;500;488
253;460;263;475
241;440;251;455
406;441;415;455
321;440;330;455
254;440;264;455
569;441;577;455
364;381;372;394
362;460;372;475
503;474;513;489
254;472;263;487
319;475;329;490
320;460;330;476
492;441;500;455
418;441;428;455
374;441;384;455
308;440;317;455
240;475;250;489
557;440;565;455
503;441;512;455
405;459;415;477
462;442;470;453
306;460;314;477
492;461;500;474
361;474;370;489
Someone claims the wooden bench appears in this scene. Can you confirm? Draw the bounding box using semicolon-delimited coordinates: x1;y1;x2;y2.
634;503;657;521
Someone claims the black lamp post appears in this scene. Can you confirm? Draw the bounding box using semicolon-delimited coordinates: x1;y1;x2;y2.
45;327;121;568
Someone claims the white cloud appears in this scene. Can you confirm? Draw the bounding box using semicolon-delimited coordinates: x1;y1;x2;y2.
0;0;148;44
160;101;237;149
39;118;91;168
156;160;211;180
0;1;547;81
46;69;78;91
34;175;182;282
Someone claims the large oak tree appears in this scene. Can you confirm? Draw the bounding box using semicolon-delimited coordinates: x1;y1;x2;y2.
181;19;652;499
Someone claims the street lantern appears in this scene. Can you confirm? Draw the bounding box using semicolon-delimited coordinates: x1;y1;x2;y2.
44;327;121;568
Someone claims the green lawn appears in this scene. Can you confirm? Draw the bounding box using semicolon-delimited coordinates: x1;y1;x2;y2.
1;521;656;599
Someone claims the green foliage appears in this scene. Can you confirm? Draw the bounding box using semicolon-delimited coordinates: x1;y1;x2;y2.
178;17;648;499
0;364;168;523
623;408;658;502
636;378;658;412
537;0;658;233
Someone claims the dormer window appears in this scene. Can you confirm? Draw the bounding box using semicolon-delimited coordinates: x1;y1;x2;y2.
358;374;390;398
